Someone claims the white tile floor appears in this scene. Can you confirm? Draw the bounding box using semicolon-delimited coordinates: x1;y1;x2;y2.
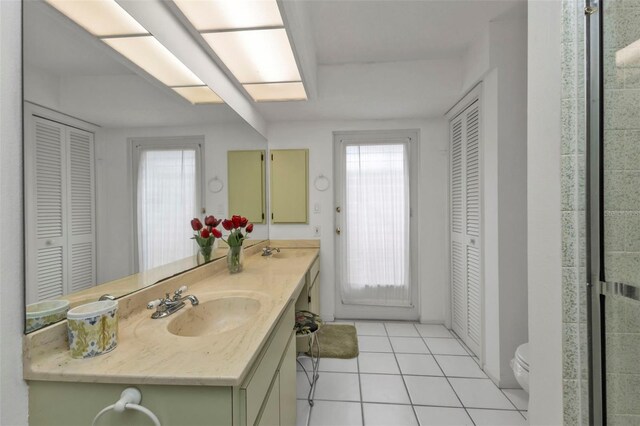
296;322;528;426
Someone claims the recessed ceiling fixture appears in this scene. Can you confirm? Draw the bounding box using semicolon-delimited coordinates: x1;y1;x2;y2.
44;0;223;105
173;0;308;102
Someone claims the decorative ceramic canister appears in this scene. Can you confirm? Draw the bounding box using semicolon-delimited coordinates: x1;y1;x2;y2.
66;300;118;359
26;299;70;333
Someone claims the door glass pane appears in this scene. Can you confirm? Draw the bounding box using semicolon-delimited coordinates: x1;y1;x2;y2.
341;143;411;306
137;149;197;271
602;1;640;423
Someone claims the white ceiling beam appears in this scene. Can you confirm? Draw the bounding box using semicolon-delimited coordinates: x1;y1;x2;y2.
116;0;268;138
278;0;318;100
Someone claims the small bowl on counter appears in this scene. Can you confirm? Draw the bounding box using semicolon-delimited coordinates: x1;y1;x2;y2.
26;299;70;333
67;300;119;359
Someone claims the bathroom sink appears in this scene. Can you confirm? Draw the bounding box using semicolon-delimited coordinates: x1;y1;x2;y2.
167;296;261;337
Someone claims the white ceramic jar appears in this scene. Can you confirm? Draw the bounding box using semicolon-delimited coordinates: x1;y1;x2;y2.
67;300;119;359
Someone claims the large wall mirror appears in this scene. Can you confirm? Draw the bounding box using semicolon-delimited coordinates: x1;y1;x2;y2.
23;0;268;333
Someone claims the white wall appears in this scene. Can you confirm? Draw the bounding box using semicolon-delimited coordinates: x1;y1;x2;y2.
527;0;563;423
267;119;449;323
459;15;529;388
96;123;267;283
0;1;29;424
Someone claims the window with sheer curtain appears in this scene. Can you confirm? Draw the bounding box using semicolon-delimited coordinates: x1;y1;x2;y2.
341;142;411;306
135;145;200;272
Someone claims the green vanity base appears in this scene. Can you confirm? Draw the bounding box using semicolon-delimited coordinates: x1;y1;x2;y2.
29;302;297;426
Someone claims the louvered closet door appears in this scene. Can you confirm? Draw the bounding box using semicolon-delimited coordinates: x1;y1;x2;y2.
450;116;467;338
66;128;96;293
28;117;68;303
450;100;482;357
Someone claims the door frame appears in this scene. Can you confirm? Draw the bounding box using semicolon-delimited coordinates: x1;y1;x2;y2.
333;129;420;321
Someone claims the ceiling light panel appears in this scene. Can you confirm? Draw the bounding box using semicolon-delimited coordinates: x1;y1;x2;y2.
202;29;301;83
173;0;283;31
173;86;224;104
45;0;148;37
244;82;307;102
103;36;204;87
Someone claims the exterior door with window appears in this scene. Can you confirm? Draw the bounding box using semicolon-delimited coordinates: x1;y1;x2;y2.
132;137;204;272
334;131;419;320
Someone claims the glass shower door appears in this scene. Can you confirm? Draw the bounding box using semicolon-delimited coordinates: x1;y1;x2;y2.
596;0;640;423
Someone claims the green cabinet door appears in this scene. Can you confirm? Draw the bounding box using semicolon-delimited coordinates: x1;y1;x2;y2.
270;149;308;223
228;150;266;223
257;373;280;426
279;335;297;426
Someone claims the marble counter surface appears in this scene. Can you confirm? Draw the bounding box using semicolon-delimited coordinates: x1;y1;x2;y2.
24;247;319;387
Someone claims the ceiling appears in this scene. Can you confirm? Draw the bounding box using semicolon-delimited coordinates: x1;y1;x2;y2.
23;0;526;126
255;0;526;121
308;0;524;65
23;1;243;128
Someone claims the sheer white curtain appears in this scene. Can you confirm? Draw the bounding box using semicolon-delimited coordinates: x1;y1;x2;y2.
137;149;197;271
341;142;411;306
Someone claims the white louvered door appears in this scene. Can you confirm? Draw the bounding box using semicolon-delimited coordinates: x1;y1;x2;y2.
450;100;482;357
66;128;96;294
28;117;68;303
26;113;96;304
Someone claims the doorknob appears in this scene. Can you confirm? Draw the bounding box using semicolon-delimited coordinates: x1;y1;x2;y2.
336;228;341;235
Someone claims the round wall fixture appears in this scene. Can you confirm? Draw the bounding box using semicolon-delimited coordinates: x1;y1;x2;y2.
208;176;223;193
314;174;330;191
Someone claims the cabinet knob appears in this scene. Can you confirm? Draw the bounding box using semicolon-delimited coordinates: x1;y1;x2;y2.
336;228;341;235
45;239;53;246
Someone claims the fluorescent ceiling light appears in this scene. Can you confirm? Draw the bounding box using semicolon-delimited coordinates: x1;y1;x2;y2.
103;36;204;87
45;0;148;37
173;86;224;104
173;0;283;31
244;82;307;102
202;29;301;83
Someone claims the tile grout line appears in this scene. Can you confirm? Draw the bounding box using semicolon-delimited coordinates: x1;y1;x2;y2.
384;322;421;426
298;396;528;412
428;330;478;426
498;388;529;419
356;330;365;426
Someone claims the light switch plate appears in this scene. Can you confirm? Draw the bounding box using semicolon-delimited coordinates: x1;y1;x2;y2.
313;203;321;213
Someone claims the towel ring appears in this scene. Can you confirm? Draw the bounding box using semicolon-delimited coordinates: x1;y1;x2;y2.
314;175;330;192
208;176;223;194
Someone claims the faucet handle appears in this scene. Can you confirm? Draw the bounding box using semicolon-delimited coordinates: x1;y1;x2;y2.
147;299;162;310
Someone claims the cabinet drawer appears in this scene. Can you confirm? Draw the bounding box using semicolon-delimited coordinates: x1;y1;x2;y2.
309;256;320;284
241;302;294;426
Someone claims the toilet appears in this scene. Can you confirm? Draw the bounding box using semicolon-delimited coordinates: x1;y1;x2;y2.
511;343;530;393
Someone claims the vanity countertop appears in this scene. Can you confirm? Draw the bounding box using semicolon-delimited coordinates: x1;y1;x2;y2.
23;247;319;387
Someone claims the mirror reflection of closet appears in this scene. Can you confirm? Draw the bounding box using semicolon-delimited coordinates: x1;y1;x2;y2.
23;0;268;333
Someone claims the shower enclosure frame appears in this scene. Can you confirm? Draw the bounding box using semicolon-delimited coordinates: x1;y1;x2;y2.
585;0;603;423
586;0;640;423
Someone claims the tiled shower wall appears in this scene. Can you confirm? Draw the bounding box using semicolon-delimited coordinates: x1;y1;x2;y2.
561;1;589;424
562;0;640;424
602;0;640;423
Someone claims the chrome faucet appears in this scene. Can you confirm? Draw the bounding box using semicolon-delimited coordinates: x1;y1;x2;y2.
262;246;281;256
147;285;199;319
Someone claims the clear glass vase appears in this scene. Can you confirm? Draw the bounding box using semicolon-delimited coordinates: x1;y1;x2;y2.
227;244;245;273
197;239;219;265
